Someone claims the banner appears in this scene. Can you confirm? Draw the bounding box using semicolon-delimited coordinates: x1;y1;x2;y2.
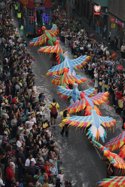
17;13;22;19
111;23;116;29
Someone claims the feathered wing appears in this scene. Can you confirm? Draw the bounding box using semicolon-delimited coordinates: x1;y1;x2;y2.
47;55;89;76
85;105;101;116
51;75;61;86
98;176;125;187
87;110;116;142
48;29;59;36
91;92;109;105
47;56;73;76
29;37;39;46
30;34;47;46
86;110;107;142
83;88;95;96
67;99;101;115
61;73;78;85
98;115;116;128
29;28;58;47
38;43;63;54
75;74;87;83
105;131;125;151
93;140;125;170
57;86;73;99
56;53;65;64
52;73;78;86
119;145;125;159
62;115;91;128
67;99;86;114
87;125;106;142
70;55;90;69
62;110;107;142
47;62;66;76
112;153;125;170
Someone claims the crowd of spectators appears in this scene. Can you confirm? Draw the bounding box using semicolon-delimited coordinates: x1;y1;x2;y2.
53;7;125;125
0;1;72;187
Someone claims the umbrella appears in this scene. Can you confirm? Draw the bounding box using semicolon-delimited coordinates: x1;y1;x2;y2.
93;140;125;170
105;131;125;151
67;92;109;114
51;68;87;86
47;55;90;76
29;26;58;47
97;176;125;187
62;110;116;142
38;40;63;54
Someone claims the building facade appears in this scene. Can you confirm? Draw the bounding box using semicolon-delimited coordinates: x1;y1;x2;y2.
69;0;109;37
18;0;52;36
108;0;125;46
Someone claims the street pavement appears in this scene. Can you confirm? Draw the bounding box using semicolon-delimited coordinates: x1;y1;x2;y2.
27;44;123;187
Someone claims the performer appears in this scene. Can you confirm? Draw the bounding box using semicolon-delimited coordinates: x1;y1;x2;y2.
49;99;59;126
60;110;69;137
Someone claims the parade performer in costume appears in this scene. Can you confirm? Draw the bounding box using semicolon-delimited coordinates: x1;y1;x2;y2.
30;26;59;47
57;83;95;103
97;176;125;187
49;98;60;126
105;131;125;159
93;140;125;171
61;109;116;142
60;110;70;137
57;83;108;107
51;68;87;87
47;52;90;71
38;40;63;64
67;89;109;115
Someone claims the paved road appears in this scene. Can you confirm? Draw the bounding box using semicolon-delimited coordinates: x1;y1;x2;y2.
27;44;122;187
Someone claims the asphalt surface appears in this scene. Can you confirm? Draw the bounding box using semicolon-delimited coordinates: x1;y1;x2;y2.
26;43;122;187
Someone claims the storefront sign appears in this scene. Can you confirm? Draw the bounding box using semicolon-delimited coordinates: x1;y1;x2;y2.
110;17;115;23
17;13;22;19
42;13;50;24
94;5;101;15
110;16;125;28
115;19;124;28
111;23;116;29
